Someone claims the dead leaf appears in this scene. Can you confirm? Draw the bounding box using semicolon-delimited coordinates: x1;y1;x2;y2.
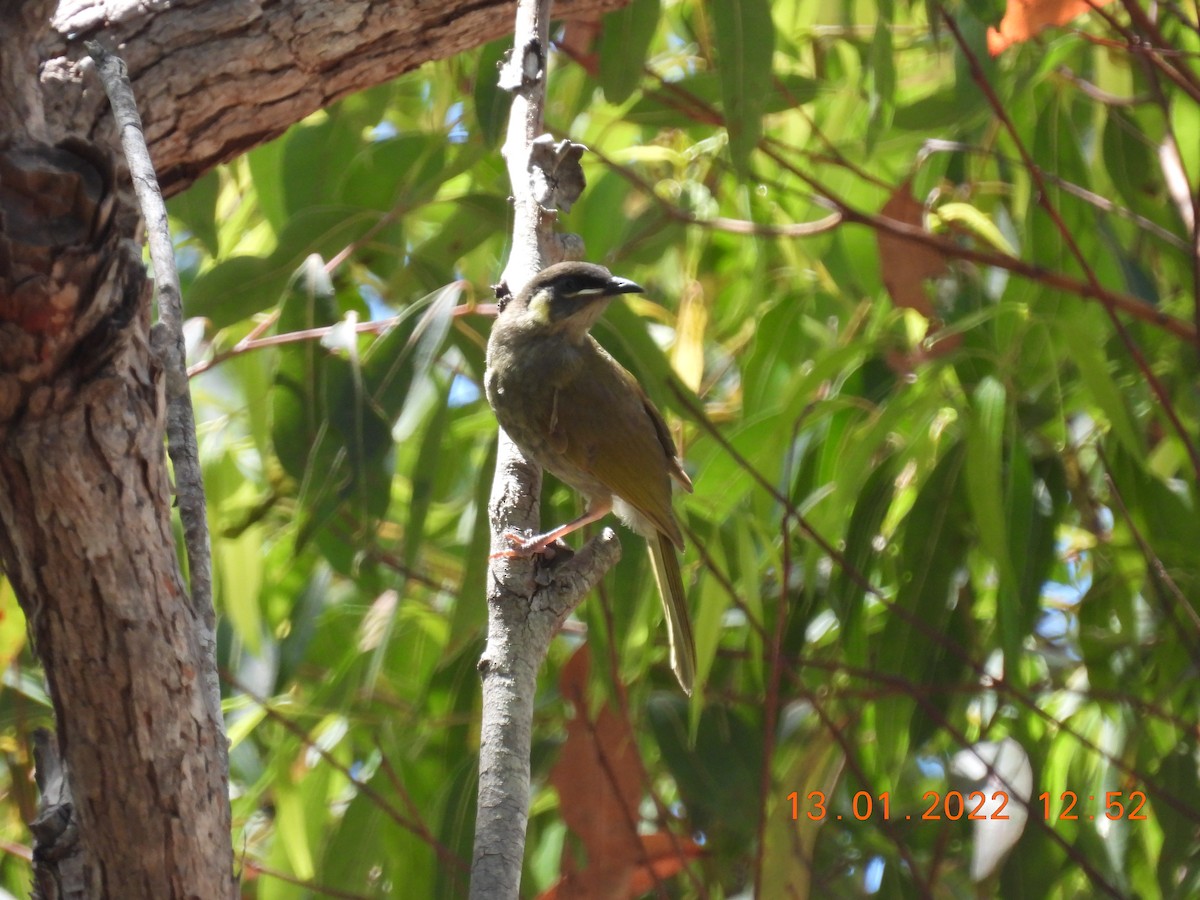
877;181;947;318
987;0;1117;55
624;832;705;895
541;647;699;899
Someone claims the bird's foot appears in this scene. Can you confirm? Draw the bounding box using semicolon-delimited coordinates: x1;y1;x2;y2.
490;530;573;561
489;530;541;559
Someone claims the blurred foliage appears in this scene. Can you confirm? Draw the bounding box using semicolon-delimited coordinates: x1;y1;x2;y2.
3;0;1200;896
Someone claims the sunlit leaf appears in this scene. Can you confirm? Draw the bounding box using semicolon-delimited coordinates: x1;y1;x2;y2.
711;0;775;174
599;0;661;104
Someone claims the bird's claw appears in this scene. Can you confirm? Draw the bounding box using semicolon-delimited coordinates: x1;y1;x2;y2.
489;531;573;561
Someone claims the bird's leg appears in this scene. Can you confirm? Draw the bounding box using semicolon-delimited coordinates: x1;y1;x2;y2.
491;498;613;559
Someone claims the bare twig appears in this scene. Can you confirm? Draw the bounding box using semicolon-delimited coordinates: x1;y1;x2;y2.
241;862;374;900
186;287;472;378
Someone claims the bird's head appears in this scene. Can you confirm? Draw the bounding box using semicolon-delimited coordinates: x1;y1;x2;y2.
505;261;644;341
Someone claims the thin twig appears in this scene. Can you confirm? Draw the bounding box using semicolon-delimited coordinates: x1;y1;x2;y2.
242;862;374;900
188;293;475;378
225;673;470;882
760;144;1200;346
917;139;1190;252
667;380;881;598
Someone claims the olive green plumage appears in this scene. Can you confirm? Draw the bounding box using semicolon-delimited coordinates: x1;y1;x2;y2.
484;261;697;693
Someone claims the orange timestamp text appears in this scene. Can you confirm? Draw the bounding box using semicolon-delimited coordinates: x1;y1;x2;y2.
787;790;1149;822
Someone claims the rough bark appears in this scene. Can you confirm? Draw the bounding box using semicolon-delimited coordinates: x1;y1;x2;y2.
0;132;236;894
39;0;632;198
0;0;632;893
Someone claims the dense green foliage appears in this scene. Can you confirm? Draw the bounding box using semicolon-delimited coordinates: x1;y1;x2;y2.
2;0;1199;896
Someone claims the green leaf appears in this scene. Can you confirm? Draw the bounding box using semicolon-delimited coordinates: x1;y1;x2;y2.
357;280;459;426
409;194;509;280
338;134;446;213
965;376;1013;598
1102;108;1161;218
219;523;266;655
452;436;496;644
626;72;817;128
473;39;513;148
280;112;371;214
271;256;341;482
166;169;220;256
309;281;459;545
867;8;896;146
877;442;970;764
830;451;898;660
711;0;775;174
186;255;279;331
598;0;661;104
761;736;844;900
1058;324;1145;459
647;697;763;846
933;202;1017;255
1007;451;1067;651
247;138;288;235
403;379;451;570
273;557;330;691
893;91;985;131
272;783;316;882
188;207;381;329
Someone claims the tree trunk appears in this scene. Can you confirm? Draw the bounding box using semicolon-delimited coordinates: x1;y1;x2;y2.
2;0;630;893
2;2;236;883
0;133;237;900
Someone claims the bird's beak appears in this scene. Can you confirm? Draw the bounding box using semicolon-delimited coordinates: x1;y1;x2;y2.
607;276;644;295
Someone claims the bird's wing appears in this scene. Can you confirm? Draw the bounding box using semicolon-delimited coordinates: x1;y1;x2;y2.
548;339;687;546
640;376;693;493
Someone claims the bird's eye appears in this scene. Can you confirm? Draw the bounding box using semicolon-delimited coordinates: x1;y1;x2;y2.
558;276;580;296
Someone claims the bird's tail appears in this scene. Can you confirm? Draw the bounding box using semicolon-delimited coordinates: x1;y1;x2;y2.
648;531;697;694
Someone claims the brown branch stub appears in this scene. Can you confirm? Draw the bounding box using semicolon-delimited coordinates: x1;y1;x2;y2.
30;729;87;899
493;280;513;313
530;135;588;212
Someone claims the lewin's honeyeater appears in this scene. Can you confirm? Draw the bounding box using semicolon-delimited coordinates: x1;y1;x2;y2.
484;261;697;693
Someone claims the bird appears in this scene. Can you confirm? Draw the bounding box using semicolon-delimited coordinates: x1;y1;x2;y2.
484;261;697;693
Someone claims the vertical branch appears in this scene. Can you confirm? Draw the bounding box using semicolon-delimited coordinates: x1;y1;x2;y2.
469;3;558;896
471;2;620;897
499;0;556;290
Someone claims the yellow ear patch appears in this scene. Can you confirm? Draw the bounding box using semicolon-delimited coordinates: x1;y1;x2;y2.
529;288;552;323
